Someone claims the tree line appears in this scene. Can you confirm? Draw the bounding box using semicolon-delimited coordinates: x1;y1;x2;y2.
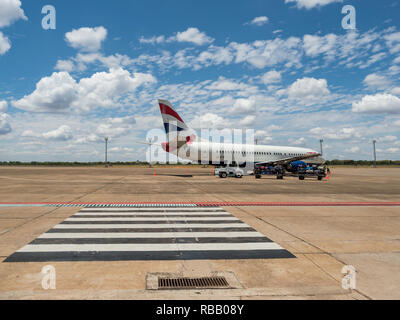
325;160;400;166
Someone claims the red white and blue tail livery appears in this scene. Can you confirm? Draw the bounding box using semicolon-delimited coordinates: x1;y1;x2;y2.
158;99;195;153
159;99;188;134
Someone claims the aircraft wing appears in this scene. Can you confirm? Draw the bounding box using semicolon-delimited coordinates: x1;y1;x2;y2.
131;140;162;147
255;153;321;167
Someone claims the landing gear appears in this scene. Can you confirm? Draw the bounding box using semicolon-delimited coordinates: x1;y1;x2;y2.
254;167;262;179
275;165;284;180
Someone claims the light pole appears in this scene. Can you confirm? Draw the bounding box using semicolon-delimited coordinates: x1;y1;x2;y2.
105;137;109;167
373;140;377;168
148;137;153;167
319;139;324;156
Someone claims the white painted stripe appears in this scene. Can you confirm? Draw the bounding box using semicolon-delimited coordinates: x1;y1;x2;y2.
79;208;224;212
52;223;250;229
162;113;187;129
17;242;283;252
38;232;265;239
74;212;231;216
66;217;239;222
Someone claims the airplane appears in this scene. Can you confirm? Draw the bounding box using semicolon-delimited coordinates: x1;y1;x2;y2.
157;99;325;172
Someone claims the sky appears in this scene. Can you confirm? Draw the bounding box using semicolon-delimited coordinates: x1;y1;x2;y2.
0;0;400;162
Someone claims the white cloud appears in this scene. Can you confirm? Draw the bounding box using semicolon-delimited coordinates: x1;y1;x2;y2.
299;31;381;69
285;0;343;10
190;113;226;129
109;147;134;153
56;52;135;72
42;125;73;141
65;26;107;52
0;0;27;28
325;128;361;140
230;98;256;114
134;36;303;70
361;52;387;69
346;146;360;153
309;127;324;135
392;87;400;95
55;60;75;72
96;124;130;138
261;70;282;84
108;116;136;125
230;37;303;69
386;147;399;154
310;127;361;140
139;35;165;44
20;130;37;138
287;77;330;99
246;16;269;26
76;68;156;112
206;77;256;92
363;73;391;89
75;133;103;144
133;115;160;130
12;68;157;113
0;113;11;135
239;115;256;126
377;135;397;143
389;65;400;75
140;28;214;46
175;28;214;45
0;31;11;55
291;137;307;146
267;125;282;131
254;130;273;143
303;34;337;59
255;130;269;137
93;116;137;139
196;45;234;67
352;93;400;114
384;31;400;54
22;125;73;141
12;72;78;112
0;100;7;113
131;28;395;74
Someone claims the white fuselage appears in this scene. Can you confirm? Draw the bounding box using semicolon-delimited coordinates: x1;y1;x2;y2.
171;141;324;164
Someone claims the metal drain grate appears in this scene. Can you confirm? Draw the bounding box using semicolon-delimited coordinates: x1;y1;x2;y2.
158;276;229;289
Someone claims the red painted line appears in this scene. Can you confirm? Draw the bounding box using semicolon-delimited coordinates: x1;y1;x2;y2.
1;202;400;207
196;202;400;207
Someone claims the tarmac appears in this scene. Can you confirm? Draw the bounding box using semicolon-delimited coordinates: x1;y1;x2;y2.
0;166;399;300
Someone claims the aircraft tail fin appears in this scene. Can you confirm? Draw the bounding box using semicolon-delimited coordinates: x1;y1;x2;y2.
158;99;195;152
158;99;188;135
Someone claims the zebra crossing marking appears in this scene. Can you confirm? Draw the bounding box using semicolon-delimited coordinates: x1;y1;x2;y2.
4;207;295;262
